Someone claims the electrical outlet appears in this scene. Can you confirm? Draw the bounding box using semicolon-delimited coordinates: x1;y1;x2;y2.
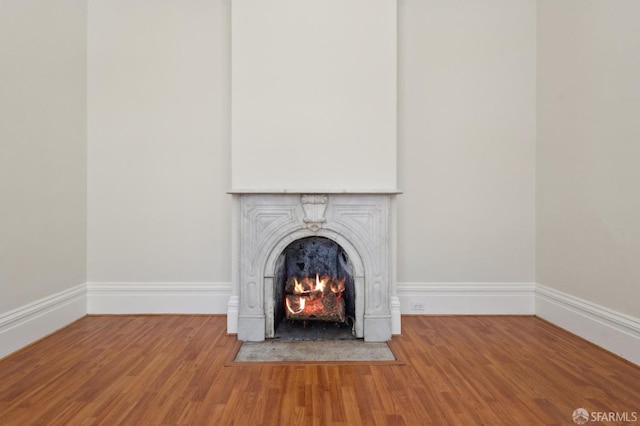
411;303;425;311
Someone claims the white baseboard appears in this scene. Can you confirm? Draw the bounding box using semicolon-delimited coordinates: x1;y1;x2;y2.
5;281;638;367
226;295;239;334
87;282;231;314
0;284;87;359
397;282;536;315
536;284;640;366
391;296;401;335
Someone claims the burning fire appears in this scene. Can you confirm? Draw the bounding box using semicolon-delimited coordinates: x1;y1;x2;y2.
285;294;305;314
290;273;341;295
284;274;346;319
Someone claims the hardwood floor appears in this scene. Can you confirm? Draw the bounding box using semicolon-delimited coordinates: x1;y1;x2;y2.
0;315;638;425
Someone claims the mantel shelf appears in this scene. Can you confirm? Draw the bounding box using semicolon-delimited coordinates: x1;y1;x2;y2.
228;189;403;195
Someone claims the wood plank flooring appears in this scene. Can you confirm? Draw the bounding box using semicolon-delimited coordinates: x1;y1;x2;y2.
0;315;638;425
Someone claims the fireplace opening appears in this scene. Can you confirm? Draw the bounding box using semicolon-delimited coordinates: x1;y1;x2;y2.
274;236;356;340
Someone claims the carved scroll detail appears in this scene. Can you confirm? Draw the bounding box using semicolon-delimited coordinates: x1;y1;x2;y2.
300;194;328;231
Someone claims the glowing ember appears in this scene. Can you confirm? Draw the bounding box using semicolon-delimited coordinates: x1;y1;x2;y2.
330;277;346;293
285;295;305;314
284;274;346;322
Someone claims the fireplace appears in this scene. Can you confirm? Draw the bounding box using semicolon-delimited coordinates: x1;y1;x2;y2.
275;236;356;338
227;191;401;342
228;3;398;341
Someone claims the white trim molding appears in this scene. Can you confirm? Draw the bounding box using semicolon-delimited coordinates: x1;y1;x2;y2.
0;284;86;359
87;282;232;314
4;281;638;367
397;282;536;315
536;284;640;366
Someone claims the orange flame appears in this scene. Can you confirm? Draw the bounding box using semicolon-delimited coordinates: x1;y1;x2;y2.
286;274;346;318
285;295;305;314
293;277;305;294
330;277;346;293
315;273;327;292
292;274;330;294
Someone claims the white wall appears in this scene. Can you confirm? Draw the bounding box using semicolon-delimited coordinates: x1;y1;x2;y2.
2;0;638;362
537;0;640;318
87;0;537;298
87;0;231;284
0;0;87;313
231;0;397;191
397;0;537;283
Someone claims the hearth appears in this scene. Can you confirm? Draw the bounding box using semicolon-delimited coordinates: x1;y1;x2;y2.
227;191;401;342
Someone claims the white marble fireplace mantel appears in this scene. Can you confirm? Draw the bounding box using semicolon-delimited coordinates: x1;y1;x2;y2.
227;190;401;342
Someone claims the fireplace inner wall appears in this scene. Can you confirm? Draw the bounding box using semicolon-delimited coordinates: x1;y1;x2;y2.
230;192;399;342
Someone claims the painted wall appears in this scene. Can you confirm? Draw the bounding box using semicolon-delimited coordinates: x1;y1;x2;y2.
0;0;87;313
87;0;231;283
87;0;535;288
2;0;637;360
397;0;537;283
537;0;640;317
231;0;397;191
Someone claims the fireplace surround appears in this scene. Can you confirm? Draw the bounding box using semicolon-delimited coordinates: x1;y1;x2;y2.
227;191;401;342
